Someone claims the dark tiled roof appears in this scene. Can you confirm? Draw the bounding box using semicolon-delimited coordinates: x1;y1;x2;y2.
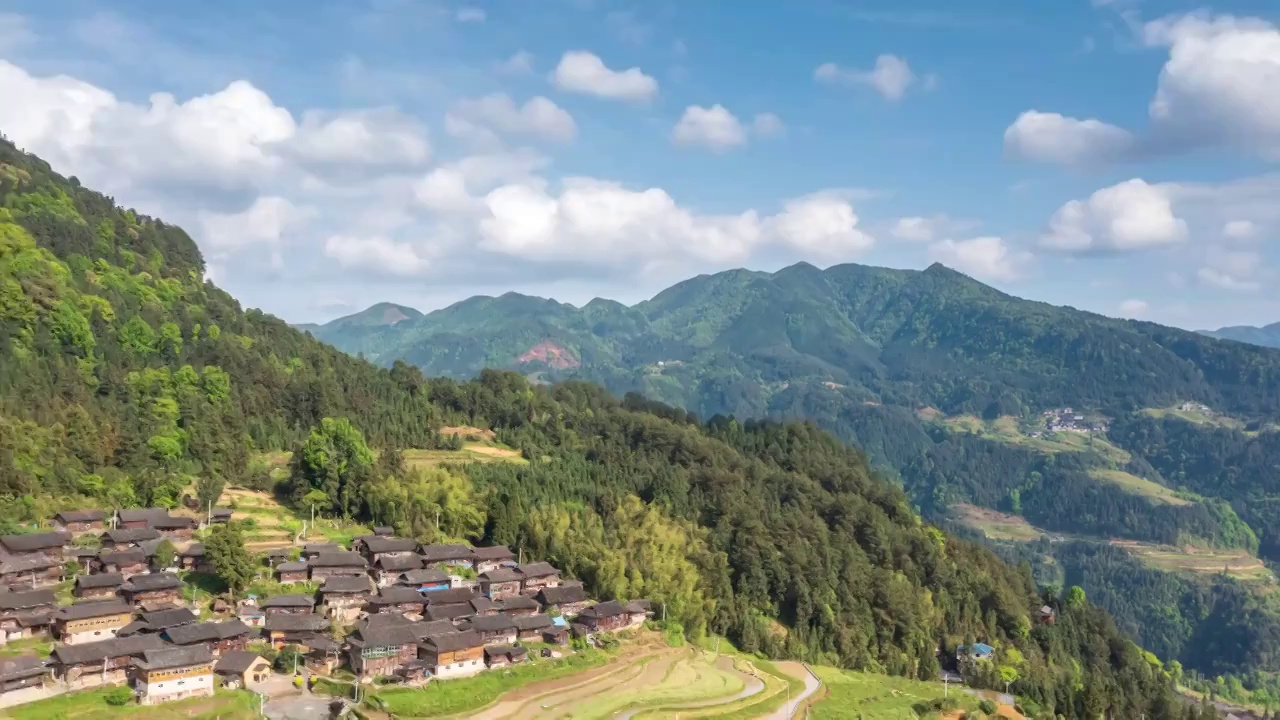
215;650;265;675
399;569;449;585
211;508;233;519
276;561;308;574
151;516;198;530
117;508;169;523
375;554;423;571
484;644;527;662
419;544;474;563
361;537;418;554
513;614;554;631
469;597;495;614
303;543;343;554
0;655;47;681
103;528;160;544
623;600;651;614
579;601;626;619
372;526;394;536
75;572;125;590
423;630;481;652
0;589;56;610
138;607;197;628
265;614;329;632
260;594;316;608
320;576;371;594
308;552;367;568
410;620;459;640
498;596;539;612
302;634;342;652
479;568;521;583
516;562;559;579
0;531;67;553
122;572;181;592
0;555;60;574
423;603;473;622
371;586;425;605
465;614;516;632
165;619;251;645
536;585;587;605
55;600;133;620
353;613;413;634
180;543;205;557
136;645;212;670
52;633;166;665
98;550;147;566
422;588;474;605
472;546;515;561
56;510;105;523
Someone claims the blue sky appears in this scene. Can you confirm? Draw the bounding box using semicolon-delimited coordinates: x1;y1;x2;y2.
2;0;1279;329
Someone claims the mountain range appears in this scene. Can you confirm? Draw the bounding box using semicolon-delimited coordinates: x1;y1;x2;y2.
1199;322;1280;349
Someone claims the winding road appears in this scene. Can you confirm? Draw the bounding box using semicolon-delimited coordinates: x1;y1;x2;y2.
764;662;822;720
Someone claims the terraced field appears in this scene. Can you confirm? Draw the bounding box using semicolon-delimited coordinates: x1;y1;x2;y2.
1112;540;1274;582
1087;469;1191;506
951;504;1045;542
938;414;1131;464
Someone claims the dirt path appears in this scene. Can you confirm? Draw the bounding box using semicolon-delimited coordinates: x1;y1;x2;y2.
763;662;821;720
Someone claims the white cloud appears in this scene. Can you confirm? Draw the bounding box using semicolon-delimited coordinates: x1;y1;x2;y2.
765;192;875;260
0;12;34;53
446;94;577;145
497;51;534;75
890;215;976;243
1118;299;1150;318
455;7;486;23
1223;219;1258;240
198;196;310;267
324;235;430;277
552;51;658;102
1041;179;1187;252
815;55;919;101
1198;247;1264;292
1003;111;1135;167
927;236;1029;281
286;108;431;169
672;105;748;152
1198;267;1260;292
752;113;786;137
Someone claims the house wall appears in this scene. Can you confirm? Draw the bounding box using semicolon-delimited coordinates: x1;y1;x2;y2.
137;668;213;705
127;589;180;606
60;613;132;644
483;581;521;600
429;647;484;679
75;587;121;601
480;629;517;646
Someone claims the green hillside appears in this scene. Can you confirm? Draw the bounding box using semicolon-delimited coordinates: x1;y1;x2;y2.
1200;322;1280;349
0;136;1202;717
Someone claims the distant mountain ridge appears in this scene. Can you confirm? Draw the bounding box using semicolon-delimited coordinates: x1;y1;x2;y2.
1199;322;1280;349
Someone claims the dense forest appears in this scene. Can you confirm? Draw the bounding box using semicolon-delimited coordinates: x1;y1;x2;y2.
0;135;1216;717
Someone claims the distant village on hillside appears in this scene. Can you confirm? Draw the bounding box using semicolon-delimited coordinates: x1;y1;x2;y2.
0;506;653;710
1032;407;1110;437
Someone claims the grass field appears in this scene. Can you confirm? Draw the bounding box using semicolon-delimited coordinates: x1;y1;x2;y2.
938;415;1131;464
0;636;51;659
1088;469;1192;506
2;688;258;720
808;666;991;719
951;504;1045;542
1142;406;1245;430
1113;540;1274;582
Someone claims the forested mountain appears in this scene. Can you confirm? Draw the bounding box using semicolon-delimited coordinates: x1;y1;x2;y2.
1200;322;1280;349
0;136;1205;717
309;248;1280;688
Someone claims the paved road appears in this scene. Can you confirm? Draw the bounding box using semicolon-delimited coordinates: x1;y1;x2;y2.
764;662;822;720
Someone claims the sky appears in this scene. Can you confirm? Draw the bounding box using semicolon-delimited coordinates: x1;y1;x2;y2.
2;0;1279;330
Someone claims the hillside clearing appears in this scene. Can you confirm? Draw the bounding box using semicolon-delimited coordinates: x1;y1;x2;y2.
3;688;258;719
1113;540;1274;582
951;504;1045;542
808;666;1011;719
937;414;1131;464
1088;469;1192;506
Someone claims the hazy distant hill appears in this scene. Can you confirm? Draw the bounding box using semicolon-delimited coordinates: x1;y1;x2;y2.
1199;322;1280;349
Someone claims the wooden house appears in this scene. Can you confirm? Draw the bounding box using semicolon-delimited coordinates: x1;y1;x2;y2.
497;595;540;617
484;644;527;669
275;561;309;583
209;508;233;525
178;543;210;572
372;554;423;586
263;613;330;648
0;554;63;589
423;603;474;623
128;607;198;635
116;508;169;530
97;549;149;577
101;527;160;549
152;515;198;541
419;544;474;570
164;619;252;657
368;586;426;616
318;576;372;623
479;568;522;600
356;536;419;565
0;589;56;643
345;613;419;677
54;600;135;644
120;572;182;607
0;531;67;560
463;615;517;646
301;543;343;560
624;600;652;626
307;552;368;580
1038;605;1056;624
53;510;106;535
50;633;166;684
516;562;561;595
399;568;450;593
469;596;497;617
471;545;516;574
236;600;265;628
260;594;316;615
213;650;270;689
536;585;590;617
512;614;555;643
0;655;49;704
419;630;484;679
133;645;214;705
577;601;632;633
73;572;124;600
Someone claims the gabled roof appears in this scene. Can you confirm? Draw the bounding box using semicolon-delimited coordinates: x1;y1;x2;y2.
52;633;166;666
484;644;527;661
117;508;170;523
276;561;308;573
122;572;181;592
579;601;627;619
260;594;316;608
423;630;482;652
353;612;414;634
0;554;60;574
308;552;367;568
302;542;343;554
513;614;554;631
399;568;449;585
536;585;587;605
0;589;56;611
264;614;329;632
348;617;419;648
623;600;651;614
424;603;473;622
320;576;371;594
211;508;233;519
138;607;197;628
0;655;47;681
55;510;105;523
103;528;160;544
498;595;539;612
472;545;515;561
361;537;418;555
215;650;266;675
0;531;68;553
75;572;125;590
375;554;423;571
469;597;495;615
465;614;516;632
165;619;251;645
419;544;474;563
410;620;459;640
372;526;394;536
180;543;205;558
136;645;212;670
55;600;134;621
370;586;425;606
516;562;559;579
151;516;197;530
479;568;521;583
422;588;474;605
98;549;147;566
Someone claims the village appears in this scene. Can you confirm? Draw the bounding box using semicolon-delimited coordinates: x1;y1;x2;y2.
1032;407;1110;437
0;506;654;712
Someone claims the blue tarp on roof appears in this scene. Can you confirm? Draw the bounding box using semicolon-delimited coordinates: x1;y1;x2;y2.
552;616;568;627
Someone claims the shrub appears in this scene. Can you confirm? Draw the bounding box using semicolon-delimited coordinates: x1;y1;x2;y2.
104;686;134;706
978;699;997;715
